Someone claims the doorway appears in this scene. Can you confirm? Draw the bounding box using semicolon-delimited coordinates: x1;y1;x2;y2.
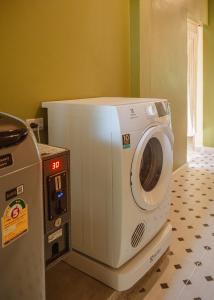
187;19;203;160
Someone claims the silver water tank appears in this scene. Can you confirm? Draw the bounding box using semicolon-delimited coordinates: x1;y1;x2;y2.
0;113;45;300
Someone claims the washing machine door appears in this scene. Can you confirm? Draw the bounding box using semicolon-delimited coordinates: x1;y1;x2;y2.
131;124;173;211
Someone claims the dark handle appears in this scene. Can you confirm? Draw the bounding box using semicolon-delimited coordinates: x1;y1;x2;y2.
0;129;28;148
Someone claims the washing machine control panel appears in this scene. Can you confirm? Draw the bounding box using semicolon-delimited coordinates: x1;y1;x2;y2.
145;104;157;117
155;101;169;117
117;100;171;132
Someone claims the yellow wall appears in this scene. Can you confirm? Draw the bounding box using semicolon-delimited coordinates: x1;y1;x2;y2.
138;0;208;169
187;0;208;24
1;0;208;169
140;0;188;169
204;0;214;146
130;0;140;97
0;0;130;120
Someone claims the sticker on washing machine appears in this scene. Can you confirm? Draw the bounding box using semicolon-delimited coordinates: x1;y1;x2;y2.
0;153;13;170
6;184;24;201
1;199;28;248
122;134;131;149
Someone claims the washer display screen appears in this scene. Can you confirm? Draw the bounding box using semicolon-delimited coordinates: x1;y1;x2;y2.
139;138;163;192
155;102;167;117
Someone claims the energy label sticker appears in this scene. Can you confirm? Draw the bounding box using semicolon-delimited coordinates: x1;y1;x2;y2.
1;199;28;248
122;134;131;149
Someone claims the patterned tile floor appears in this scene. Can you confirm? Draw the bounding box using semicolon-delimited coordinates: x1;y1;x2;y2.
134;149;214;300
46;149;214;300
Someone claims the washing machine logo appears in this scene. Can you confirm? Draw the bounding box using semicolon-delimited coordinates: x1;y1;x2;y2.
122;134;131;149
129;108;138;119
149;248;161;263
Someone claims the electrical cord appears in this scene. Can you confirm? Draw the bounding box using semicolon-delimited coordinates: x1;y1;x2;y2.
30;122;41;143
37;125;41;143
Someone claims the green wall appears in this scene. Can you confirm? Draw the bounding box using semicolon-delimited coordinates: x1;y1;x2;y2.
130;0;140;97
139;1;188;169
0;0;130;120
187;0;208;25
204;0;214;146
1;0;207;168
130;0;208;168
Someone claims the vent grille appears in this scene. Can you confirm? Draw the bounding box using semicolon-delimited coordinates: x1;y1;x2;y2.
131;223;145;248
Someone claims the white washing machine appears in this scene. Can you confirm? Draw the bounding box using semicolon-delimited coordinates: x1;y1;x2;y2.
42;97;173;291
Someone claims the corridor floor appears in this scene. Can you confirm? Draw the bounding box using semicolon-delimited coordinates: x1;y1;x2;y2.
46;150;214;300
132;149;214;300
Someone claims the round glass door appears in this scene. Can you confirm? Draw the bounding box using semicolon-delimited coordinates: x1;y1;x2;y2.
140;137;163;192
131;125;173;211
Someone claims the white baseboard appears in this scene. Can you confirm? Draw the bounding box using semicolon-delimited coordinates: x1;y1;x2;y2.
202;146;214;152
173;163;187;176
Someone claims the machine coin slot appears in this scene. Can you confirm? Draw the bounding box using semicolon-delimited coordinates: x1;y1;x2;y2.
55;175;62;191
52;242;59;256
47;171;67;220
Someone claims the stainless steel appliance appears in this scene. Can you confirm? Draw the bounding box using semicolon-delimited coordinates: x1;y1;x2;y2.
0;113;45;300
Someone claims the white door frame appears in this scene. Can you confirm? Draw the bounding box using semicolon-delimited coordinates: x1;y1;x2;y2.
187;18;204;149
